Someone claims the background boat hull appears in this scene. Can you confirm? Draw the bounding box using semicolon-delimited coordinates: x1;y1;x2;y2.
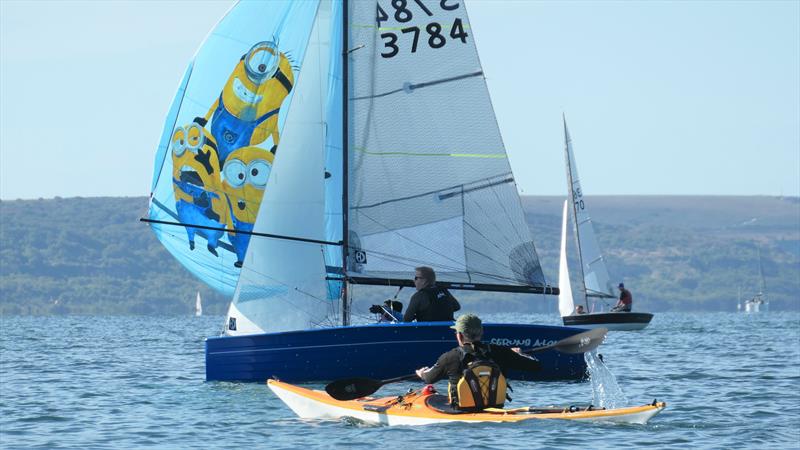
562;312;653;331
206;322;588;382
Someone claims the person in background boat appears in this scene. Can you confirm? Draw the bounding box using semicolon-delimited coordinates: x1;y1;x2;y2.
369;300;403;322
611;282;633;312
403;266;460;322
415;314;541;410
574;305;587;315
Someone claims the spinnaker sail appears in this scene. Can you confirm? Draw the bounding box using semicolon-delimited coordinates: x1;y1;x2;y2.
147;1;319;296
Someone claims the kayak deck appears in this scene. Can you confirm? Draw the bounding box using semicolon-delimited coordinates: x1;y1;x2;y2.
267;379;666;426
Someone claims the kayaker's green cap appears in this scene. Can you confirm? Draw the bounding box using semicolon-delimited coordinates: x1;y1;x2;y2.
450;314;482;336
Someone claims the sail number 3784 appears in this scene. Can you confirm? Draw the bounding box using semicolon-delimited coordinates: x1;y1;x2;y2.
377;0;469;58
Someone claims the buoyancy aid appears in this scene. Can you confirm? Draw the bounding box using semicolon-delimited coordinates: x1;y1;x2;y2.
450;345;507;410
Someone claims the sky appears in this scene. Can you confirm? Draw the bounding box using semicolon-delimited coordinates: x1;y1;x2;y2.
1;0;798;200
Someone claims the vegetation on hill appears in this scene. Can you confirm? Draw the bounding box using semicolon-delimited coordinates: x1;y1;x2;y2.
0;196;797;315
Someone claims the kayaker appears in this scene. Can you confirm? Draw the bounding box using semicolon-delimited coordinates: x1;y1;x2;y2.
611;282;633;312
403;267;460;322
415;314;541;410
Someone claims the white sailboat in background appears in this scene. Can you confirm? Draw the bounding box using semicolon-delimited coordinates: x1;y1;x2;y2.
558;116;653;331
195;291;202;317
742;248;768;313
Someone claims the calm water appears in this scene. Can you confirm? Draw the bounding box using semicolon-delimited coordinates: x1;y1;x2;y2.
1;312;799;449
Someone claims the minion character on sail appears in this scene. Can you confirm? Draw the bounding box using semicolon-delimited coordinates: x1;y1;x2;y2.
221;146;273;267
171;119;229;256
203;40;295;165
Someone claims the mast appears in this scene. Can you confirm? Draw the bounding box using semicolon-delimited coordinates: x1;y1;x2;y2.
341;0;350;326
563;115;589;310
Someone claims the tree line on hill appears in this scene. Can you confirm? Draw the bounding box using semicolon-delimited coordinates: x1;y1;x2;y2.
0;196;797;315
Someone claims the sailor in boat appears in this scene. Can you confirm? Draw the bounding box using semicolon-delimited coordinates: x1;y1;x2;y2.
415;314;541;411
403;267;461;322
574;305;587;315
611;282;633;312
369;300;403;323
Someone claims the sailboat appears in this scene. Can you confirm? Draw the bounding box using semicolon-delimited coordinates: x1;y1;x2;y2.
195;291;203;317
742;248;768;313
558;118;653;331
144;0;589;383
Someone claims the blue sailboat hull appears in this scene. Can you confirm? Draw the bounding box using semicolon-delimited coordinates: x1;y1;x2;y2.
205;322;588;382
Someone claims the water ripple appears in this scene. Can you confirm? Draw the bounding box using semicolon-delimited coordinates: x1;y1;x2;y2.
0;312;798;449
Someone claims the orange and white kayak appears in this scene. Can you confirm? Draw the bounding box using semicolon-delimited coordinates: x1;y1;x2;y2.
267;379;666;426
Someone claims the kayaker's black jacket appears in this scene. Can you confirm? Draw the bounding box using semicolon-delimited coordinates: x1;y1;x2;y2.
403;286;460;322
419;342;541;401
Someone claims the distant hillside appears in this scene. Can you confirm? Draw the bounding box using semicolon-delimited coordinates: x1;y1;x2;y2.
0;196;797;315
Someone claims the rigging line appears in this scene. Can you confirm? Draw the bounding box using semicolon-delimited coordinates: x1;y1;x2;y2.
234;249;332;308
487;177;529;246
141;218;342;247
351;243;526;286
235;265;331;308
148;200;238;255
352;172;514;211
356;209;471;270
153;72;194;194
353;209;528;285
351;71;484;101
154;228;234;289
354;147;507;159
463;190;517;251
461;219;515;265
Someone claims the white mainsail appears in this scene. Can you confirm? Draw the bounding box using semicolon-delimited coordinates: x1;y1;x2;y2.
195;291;202;317
563;116;615;307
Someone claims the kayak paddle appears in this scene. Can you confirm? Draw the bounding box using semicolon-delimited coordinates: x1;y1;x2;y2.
325;374;419;401
325;328;607;401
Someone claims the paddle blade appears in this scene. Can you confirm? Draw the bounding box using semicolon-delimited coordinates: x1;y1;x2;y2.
554;328;607;354
325;377;383;401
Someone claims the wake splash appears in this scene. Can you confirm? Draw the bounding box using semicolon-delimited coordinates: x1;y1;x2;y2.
585;350;628;409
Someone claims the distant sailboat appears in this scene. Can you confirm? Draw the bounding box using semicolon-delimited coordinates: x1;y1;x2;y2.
742;248;768;313
195;291;203;317
558;117;653;331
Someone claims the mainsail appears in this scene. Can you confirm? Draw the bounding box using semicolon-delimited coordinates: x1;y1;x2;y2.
150;0;553;336
346;1;545;290
563;116;615;304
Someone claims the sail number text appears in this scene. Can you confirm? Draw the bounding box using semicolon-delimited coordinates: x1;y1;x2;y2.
377;0;469;58
573;187;585;211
